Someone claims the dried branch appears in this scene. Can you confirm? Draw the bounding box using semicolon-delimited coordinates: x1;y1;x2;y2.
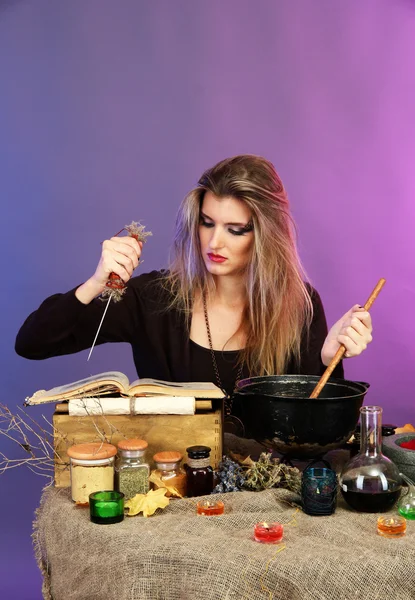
0;398;130;484
0;403;62;481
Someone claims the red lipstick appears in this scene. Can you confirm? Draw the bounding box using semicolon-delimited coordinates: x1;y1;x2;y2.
208;253;226;263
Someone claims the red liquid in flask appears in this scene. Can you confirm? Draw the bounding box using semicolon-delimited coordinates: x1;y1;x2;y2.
341;488;401;512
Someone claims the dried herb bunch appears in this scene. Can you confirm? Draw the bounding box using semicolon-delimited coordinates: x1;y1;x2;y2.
243;453;301;493
213;456;246;493
212;453;302;494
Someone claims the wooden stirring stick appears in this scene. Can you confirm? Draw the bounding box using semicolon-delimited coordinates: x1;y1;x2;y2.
309;278;386;399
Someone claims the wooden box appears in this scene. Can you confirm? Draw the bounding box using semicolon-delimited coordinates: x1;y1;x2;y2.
53;408;222;488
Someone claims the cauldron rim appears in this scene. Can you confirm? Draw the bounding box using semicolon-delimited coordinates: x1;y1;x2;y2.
234;374;370;401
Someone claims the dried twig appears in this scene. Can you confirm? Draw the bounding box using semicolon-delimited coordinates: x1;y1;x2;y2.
0;400;128;483
0;403;62;481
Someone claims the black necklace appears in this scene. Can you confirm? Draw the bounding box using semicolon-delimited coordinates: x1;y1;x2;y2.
202;292;244;416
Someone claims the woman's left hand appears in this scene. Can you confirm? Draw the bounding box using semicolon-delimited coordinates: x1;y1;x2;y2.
321;305;373;366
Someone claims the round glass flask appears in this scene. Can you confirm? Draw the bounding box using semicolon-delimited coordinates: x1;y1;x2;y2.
398;473;415;520
340;406;402;512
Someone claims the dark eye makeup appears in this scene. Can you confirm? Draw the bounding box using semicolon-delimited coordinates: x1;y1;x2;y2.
199;216;214;228
229;223;254;236
199;216;253;236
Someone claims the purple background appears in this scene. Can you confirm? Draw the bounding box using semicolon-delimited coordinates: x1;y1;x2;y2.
1;1;414;596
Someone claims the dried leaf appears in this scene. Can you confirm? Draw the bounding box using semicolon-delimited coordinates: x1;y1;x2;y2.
125;488;170;517
229;450;255;468
395;423;415;434
239;455;255;468
148;472;183;498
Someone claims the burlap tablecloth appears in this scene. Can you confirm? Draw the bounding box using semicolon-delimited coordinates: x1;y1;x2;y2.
33;486;415;600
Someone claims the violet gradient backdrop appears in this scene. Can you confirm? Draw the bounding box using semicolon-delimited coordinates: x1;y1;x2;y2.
1;0;414;597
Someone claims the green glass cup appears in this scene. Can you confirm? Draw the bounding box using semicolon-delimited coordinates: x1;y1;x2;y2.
89;490;125;524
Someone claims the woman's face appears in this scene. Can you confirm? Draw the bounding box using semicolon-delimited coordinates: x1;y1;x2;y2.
199;191;254;278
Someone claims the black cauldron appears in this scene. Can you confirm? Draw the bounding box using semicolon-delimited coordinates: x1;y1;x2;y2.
232;375;370;458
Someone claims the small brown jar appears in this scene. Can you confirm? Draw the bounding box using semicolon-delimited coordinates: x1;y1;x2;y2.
67;442;117;505
152;451;187;497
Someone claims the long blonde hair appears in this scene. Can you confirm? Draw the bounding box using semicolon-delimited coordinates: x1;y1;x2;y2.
164;154;313;375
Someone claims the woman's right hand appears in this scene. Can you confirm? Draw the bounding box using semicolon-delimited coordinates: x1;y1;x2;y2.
76;236;143;304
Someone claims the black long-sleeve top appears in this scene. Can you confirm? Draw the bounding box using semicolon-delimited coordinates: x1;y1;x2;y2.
15;270;343;395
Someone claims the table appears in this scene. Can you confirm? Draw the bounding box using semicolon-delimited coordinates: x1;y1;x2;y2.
34;486;415;600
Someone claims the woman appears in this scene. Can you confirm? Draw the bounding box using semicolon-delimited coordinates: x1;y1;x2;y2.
15;155;372;414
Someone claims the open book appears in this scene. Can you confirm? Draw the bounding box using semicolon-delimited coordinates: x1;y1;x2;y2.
24;371;225;406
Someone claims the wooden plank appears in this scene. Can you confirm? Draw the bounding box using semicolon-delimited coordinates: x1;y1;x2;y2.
53;410;222;488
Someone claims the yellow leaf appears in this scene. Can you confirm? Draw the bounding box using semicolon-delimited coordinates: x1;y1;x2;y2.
148;472;183;498
125;488;170;517
124;493;147;516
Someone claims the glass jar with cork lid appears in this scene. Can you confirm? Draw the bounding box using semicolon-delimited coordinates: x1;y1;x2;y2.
185;445;214;497
67;442;117;506
115;438;150;500
152;451;187;497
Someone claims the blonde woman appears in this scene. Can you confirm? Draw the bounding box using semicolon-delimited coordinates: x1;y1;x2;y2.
16;155;372;411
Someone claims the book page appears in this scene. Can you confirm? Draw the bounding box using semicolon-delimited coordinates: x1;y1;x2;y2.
128;378;224;398
25;371;130;404
129;378;221;391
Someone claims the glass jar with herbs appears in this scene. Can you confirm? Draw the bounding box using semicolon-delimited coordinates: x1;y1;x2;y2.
151;451;187;497
67;442;117;506
185;445;214;497
115;438;150;500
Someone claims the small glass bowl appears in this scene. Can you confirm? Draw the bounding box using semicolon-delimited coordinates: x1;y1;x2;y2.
253;522;284;544
377;515;406;538
89;490;125;525
196;499;225;516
